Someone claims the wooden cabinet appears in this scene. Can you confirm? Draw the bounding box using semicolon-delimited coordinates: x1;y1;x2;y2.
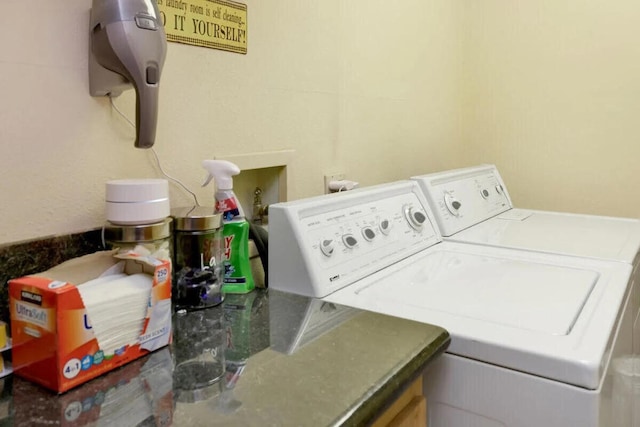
371;377;427;427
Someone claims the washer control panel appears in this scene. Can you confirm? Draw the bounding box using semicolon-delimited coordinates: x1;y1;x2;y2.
269;181;441;298
412;165;512;237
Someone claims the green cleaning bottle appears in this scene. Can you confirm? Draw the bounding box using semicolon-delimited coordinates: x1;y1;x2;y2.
202;160;255;294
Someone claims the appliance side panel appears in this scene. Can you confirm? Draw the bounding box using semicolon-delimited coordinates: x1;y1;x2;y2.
268;205;322;297
423;354;600;427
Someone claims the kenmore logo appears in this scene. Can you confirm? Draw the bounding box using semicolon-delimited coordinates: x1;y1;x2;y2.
21;290;42;306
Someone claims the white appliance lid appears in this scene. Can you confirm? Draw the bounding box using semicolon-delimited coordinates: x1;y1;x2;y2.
325;243;632;389
354;251;597;335
451;209;640;263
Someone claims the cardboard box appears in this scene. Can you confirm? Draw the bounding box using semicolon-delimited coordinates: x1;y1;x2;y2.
9;251;172;393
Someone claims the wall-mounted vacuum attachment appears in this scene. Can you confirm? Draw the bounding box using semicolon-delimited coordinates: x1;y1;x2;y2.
89;0;167;149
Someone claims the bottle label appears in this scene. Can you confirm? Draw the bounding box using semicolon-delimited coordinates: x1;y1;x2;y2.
224;234;234;261
221;221;255;293
216;197;240;221
223;234;247;283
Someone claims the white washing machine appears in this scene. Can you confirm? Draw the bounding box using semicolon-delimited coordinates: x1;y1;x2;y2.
268;181;635;427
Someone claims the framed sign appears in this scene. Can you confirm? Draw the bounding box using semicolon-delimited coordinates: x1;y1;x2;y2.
157;0;247;54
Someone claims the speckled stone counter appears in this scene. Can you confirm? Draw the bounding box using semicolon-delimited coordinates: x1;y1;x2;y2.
1;289;449;426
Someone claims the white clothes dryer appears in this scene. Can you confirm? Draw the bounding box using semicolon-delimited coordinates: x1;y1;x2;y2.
412;165;640;354
410;164;640;265
268;181;636;427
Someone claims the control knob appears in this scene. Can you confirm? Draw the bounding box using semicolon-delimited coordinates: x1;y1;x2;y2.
320;239;335;257
444;193;462;216
404;207;427;230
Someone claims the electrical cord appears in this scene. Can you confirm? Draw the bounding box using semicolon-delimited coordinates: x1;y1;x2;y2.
109;96;200;206
109;97;271;284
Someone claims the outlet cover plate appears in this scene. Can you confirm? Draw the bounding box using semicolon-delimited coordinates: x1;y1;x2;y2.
324;173;346;194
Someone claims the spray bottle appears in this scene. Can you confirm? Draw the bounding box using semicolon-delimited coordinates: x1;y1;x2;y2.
202;160;255;294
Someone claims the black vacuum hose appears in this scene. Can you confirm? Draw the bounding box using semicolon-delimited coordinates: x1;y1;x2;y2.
248;222;269;288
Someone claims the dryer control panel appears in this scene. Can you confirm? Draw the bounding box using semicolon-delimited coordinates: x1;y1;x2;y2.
268;181;441;298
412;164;513;237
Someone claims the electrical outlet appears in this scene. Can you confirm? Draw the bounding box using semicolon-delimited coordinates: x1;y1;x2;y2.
324;173;345;194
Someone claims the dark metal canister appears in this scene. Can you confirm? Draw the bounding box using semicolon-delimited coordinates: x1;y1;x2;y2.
171;207;224;310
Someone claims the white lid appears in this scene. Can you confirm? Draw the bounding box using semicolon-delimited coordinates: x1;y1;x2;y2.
106;199;170;225
451;210;640;263
354;251;598;335
106;179;169;203
325;243;632;389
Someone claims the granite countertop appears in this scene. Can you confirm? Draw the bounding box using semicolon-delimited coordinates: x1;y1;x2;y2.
1;289;449;426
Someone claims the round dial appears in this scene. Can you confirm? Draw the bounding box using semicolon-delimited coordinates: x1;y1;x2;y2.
404;207;427;230
379;219;391;235
320;238;335;257
481;189;490;199
361;227;376;241
444;193;462;216
495;184;504;195
342;234;358;249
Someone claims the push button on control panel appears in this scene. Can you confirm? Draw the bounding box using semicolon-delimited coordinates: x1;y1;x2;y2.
362;227;376;241
379;219;391;235
343;234;358;249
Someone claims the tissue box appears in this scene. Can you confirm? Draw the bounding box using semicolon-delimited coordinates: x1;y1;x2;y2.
9;251;172;393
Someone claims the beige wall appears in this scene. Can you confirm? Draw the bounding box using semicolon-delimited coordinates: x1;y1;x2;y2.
2;0;639;246
0;0;462;245
459;0;640;217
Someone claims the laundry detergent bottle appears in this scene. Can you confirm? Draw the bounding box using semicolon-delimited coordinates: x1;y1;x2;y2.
202;160;255;294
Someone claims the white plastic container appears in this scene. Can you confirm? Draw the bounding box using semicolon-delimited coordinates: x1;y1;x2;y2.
106;179;170;225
